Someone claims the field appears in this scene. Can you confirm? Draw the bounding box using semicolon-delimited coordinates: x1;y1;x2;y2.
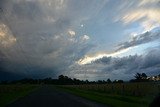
0;82;159;107
58;82;160;107
0;84;39;107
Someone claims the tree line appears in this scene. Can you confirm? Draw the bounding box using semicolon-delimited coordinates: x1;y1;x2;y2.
0;73;159;85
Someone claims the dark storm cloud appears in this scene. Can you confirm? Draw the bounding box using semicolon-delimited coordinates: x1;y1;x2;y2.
94;57;112;64
100;47;160;77
11;1;43;21
70;46;160;80
0;0;95;80
0;0;160;81
141;49;160;69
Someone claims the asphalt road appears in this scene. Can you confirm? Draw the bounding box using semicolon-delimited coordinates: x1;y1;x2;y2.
6;85;107;107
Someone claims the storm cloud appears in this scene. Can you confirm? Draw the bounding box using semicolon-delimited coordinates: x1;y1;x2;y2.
69;46;160;81
0;0;98;79
0;0;160;81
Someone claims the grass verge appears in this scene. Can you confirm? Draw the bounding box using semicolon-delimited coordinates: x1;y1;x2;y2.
57;86;153;107
0;84;40;107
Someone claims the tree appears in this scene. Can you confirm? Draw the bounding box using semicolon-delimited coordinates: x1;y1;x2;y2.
107;78;112;83
142;73;147;79
133;73;149;82
134;73;142;80
58;75;64;80
97;80;103;84
117;80;124;83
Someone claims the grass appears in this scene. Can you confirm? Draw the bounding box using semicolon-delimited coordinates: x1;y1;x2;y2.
57;82;160;107
0;82;159;107
0;84;39;107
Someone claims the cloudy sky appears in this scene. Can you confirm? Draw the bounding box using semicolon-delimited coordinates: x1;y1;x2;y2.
0;0;160;81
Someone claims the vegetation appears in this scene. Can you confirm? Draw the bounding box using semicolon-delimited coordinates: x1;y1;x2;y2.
0;85;39;107
130;73;150;82
1;73;159;85
0;75;122;85
0;73;159;107
57;82;160;107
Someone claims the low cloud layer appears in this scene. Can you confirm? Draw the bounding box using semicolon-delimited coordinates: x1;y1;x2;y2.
69;46;160;81
78;29;160;65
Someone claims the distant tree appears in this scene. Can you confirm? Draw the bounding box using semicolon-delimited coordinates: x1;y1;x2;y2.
85;80;89;84
102;80;106;84
107;78;112;83
97;80;106;84
73;78;81;85
58;75;74;85
132;73;149;82
113;80;124;83
44;77;52;84
113;80;118;83
134;73;142;80
129;79;136;82
117;80;124;83
58;75;65;80
142;73;147;79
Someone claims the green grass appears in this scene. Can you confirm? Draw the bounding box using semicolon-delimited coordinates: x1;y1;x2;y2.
0;84;40;107
57;83;159;107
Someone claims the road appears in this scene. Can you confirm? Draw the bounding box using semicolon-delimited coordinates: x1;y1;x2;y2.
6;85;107;107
